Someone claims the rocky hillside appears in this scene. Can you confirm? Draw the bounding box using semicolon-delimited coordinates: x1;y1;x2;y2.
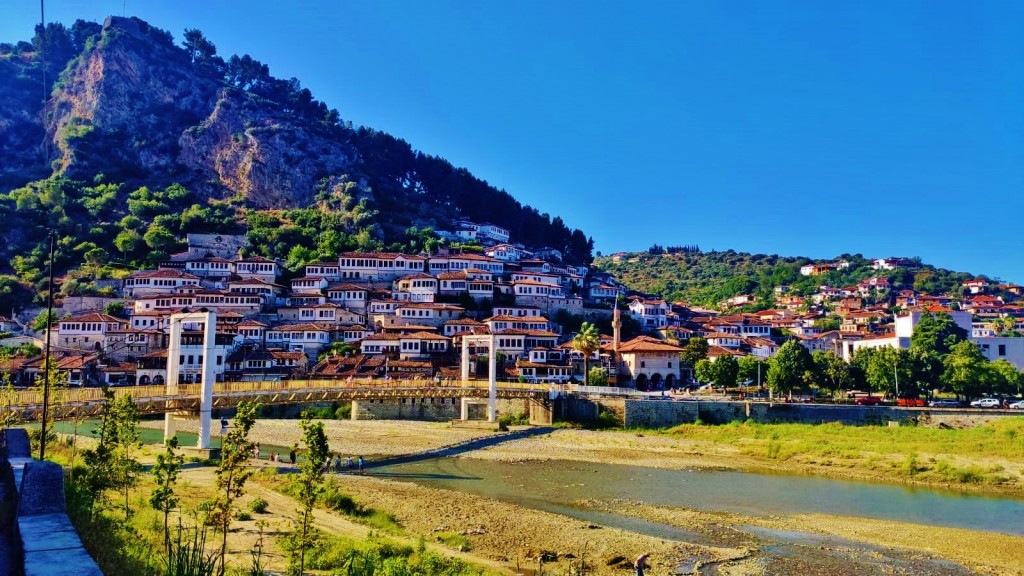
0;17;593;306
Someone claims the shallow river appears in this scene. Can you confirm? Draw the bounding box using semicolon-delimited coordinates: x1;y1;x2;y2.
374;457;1024;538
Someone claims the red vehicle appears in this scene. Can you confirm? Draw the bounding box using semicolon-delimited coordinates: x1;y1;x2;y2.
854;395;884;406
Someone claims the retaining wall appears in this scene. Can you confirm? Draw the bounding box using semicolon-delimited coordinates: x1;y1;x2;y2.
3;428;102;576
351;397;537;421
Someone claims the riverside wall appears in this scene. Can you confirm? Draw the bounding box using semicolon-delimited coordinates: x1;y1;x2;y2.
622;400;1024;429
351;397;539;421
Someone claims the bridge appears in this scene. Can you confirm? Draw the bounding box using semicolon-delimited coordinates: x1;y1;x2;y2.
1;379;598;424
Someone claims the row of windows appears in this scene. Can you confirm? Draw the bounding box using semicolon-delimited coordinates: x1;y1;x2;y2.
60;322;107;332
268;332;328;340
177;354;224;365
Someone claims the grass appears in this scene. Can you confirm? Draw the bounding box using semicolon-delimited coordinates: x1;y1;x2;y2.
662;417;1024;488
255;470;403;534
435;531;472;551
285;531;484;575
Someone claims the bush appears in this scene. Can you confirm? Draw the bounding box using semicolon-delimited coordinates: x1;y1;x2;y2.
497;412;530;428
335;403;351;420
236;511;252;521
248;497;269;514
435;532;472;551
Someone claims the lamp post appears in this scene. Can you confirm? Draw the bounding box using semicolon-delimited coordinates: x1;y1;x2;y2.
39;231;55;461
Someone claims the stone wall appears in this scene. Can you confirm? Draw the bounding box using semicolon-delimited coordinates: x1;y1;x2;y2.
2;429;102;575
351;397;539;421
622;400;1024;428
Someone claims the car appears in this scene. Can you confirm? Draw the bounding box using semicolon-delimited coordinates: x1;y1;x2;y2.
970;398;1002;409
854;395;884;406
1007;400;1024;410
928;399;962;408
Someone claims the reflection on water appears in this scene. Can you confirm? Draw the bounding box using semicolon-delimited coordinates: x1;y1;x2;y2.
376;457;1024;537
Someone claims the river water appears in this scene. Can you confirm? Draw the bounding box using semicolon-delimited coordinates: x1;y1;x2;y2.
374;457;1024;537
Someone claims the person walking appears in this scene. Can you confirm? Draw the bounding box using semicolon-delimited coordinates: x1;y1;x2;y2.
347;456;354;472
357;455;364;474
635;553;651;576
289;447;297;465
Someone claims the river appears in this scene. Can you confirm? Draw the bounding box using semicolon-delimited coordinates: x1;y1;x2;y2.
374;457;1024;537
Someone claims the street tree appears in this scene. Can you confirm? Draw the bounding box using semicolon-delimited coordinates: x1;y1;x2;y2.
110;393;142;520
211;400;260;576
766;340;813;399
713;355;739;389
863;347;915;398
811;350;851;398
737;355;765;387
989;359;1023;397
694;359;715;385
942;341;989;400
572;322;600;385
293;411;331;575
911;311;968;357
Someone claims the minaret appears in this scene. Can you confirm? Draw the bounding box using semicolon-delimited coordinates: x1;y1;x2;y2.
612;300;621;360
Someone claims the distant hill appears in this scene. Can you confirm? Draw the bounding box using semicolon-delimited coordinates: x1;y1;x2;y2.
594;249;989;308
0;17;593;308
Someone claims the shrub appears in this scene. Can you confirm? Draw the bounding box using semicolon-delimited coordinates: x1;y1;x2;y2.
236;511;252;521
335;403;351;420
248;498;269;514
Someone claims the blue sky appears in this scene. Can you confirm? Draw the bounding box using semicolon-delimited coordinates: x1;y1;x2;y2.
3;1;1023;280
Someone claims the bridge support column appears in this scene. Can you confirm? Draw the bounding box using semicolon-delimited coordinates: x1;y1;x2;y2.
460;398;470;420
461;337;470;382
165;317;183;442
197;315;216;449
488;334;497;422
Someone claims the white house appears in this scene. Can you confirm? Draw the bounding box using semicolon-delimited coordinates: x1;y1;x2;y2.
628;299;669;329
337;252;426;281
122;269;200;298
265;323;337;357
55;312;128;351
235;256;279;283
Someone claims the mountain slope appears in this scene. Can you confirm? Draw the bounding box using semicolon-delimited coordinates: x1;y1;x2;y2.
0;17;593;308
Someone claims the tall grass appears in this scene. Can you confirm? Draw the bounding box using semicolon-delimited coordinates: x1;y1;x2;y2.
664;418;1024;487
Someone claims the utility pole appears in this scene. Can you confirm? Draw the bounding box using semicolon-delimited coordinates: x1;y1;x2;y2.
39;231;55;461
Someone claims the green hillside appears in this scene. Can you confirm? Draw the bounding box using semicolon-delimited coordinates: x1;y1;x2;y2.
594;249;986;309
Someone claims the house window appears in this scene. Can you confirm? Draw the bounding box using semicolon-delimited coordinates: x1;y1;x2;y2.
640;361;645;368
999;344;1006;356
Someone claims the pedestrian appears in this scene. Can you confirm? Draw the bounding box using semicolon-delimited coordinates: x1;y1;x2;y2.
357;455;364;473
347;456;354;471
220;417;228;436
253;442;261;459
335;455;343;473
289;447;297;465
635;553;651;576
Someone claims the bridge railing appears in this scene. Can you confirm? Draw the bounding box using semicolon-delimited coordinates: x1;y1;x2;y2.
4;379;559;409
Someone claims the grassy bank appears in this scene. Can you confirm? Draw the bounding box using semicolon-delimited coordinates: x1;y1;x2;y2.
662;417;1024;489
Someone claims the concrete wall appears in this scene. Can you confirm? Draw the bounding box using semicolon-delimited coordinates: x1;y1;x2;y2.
622;400;1024;429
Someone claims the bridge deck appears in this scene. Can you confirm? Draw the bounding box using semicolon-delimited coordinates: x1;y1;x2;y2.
2;379;561;423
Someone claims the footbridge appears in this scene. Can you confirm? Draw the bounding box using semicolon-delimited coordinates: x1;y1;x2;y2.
2;379;568;424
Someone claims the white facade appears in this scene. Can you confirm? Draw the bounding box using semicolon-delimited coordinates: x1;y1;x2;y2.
971;337;1024;370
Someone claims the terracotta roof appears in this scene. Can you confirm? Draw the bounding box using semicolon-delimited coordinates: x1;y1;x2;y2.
617;336;683;353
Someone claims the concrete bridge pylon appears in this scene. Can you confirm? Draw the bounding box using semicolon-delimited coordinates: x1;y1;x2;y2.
461;333;497;422
163;310;217;449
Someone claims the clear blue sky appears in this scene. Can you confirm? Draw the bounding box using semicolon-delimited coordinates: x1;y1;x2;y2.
3;1;1023;280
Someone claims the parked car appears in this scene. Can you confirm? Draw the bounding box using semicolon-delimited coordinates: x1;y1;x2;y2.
854;395;884;406
970;398;1002;409
928;399;962;408
1007;400;1024;410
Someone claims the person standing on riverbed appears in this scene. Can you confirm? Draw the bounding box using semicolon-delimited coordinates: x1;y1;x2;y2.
357;455;364;473
635;553;651;576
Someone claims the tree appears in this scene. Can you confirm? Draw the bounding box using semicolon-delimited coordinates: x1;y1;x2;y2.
694;359;715;385
911;312;968;357
712;355;739;389
737;355;765;386
587;366;609;386
988;359;1023;397
293;411;330;575
182;28;217;63
811;350;851;398
679;337;709;368
863;347;916;398
110;393;142;520
572;322;600;385
942;341;989;401
150;437;183;556
766;341;813;399
211;400;260;576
